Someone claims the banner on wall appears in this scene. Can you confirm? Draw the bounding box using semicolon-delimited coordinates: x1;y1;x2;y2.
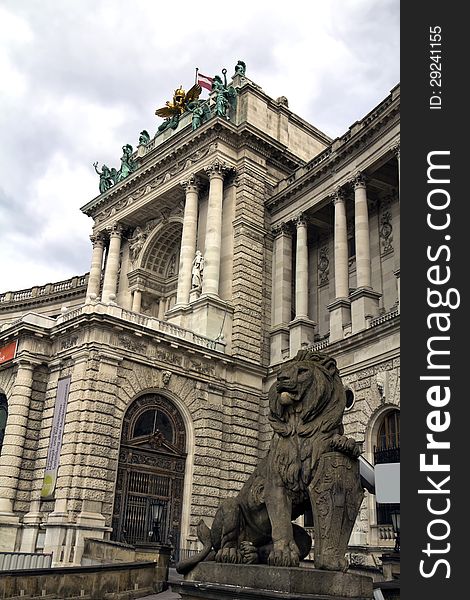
40;376;71;499
0;340;17;366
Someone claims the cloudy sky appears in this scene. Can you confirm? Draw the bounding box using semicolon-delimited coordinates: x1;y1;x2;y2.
0;0;399;293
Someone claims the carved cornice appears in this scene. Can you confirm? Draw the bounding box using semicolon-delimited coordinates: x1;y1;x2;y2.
267;86;400;212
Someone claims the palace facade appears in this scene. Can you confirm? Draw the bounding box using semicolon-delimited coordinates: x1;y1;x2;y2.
0;68;400;568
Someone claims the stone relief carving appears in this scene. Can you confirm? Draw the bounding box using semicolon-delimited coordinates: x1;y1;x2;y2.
118;335;147;354
161;370;172;386
379;210;394;254
318;245;329;285
60;336;78;350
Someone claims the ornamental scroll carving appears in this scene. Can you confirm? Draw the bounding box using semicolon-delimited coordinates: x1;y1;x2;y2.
379;210;393;254
318;245;330;285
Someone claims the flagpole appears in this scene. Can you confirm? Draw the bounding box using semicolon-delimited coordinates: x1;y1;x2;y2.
195;67;199;85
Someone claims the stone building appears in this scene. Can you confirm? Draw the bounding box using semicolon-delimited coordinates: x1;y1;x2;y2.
0;67;400;567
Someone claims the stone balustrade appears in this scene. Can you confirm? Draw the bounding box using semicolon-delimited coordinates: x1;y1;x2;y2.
0;275;89;306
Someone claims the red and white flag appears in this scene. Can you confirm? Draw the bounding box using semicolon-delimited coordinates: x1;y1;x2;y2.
197;72;213;92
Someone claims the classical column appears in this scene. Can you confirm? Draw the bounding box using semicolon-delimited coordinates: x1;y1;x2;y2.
353;173;371;289
327;188;351;342
333;188;349;298
101;223;122;303
202;161;228;296
0;361;34;516
295;214;309;318
131;289;142;313
86;233;105;301
176;175;200;305
270;223;292;363
271;223;292;326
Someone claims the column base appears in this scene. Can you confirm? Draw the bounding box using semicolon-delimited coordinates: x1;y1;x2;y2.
350;288;382;334
270;325;290;365
20;502;43;552
289;317;317;357
0;497;20;551
327;298;351;343
394;268;400;314
182;563;373;600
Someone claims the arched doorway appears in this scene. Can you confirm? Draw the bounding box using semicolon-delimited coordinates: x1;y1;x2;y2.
111;393;187;549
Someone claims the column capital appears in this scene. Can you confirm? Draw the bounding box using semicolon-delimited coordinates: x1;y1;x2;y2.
271;222;293;237
181;174;201;192
352;171;367;190
294;213;308;228
332;187;346;205
205;159;230;179
90;232;105;247
391;142;400;158
107;222;123;237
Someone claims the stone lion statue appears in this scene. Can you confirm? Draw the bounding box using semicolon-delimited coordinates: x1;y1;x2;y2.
177;350;364;574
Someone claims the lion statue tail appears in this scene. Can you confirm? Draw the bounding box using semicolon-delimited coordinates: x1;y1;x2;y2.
176;519;214;575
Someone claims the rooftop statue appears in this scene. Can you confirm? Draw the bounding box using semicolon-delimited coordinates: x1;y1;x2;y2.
116;144;137;182
234;60;246;77
212;69;237;120
93;162;115;194
177;350;364;574
138;130;150;145
188;99;211;131
155;83;202;134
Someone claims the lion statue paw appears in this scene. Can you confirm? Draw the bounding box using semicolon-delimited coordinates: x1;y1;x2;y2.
240;541;259;564
215;546;244;564
268;540;300;567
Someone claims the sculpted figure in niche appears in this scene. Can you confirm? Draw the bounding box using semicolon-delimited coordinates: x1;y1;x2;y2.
191;250;204;288
177;350;364;574
128;225;147;263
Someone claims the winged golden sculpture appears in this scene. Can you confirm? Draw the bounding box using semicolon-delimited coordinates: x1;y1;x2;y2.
155;84;202;118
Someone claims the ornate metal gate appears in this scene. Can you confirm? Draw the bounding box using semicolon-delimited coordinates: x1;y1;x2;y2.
111;394;186;549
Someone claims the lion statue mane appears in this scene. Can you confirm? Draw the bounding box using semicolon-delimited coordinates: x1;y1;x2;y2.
177;350;363;574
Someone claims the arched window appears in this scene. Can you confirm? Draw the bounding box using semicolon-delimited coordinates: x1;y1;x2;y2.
377;410;400;450
0;393;7;455
133;409;174;443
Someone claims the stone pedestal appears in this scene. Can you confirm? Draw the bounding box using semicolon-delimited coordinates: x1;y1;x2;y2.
190;295;233;348
289;317;316;357
350;288;382;333
270;325;290;365
181;563;373;600
327;298;351;342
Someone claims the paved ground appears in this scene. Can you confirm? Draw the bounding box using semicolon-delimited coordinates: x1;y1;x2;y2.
141;587;181;600
141;569;182;599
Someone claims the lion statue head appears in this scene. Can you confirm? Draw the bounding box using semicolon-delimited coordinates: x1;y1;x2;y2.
267;350;355;491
